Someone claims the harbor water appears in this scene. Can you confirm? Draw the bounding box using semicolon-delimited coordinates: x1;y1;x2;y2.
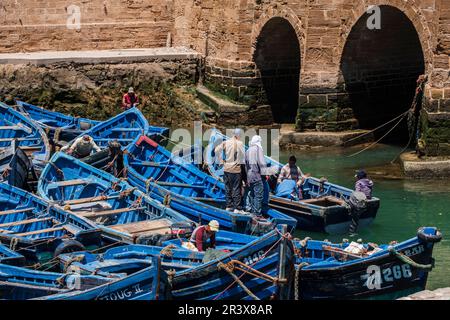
279;144;450;290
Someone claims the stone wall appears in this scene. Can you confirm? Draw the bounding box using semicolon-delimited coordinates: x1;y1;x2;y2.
0;0;449;154
0;57;200;127
0;0;174;52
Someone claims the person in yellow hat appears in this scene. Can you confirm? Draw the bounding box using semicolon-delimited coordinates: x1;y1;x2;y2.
189;220;219;252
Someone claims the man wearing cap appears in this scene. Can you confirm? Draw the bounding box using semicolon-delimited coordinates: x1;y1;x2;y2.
214;129;245;213
122;87;139;110
355;169;374;199
62;135;101;158
190;220;219;252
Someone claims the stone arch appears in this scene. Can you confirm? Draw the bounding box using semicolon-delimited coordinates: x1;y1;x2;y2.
339;3;428;143
251;6;304;123
340;0;434;72
251;5;305;58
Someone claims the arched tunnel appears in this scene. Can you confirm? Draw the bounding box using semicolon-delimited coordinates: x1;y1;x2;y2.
254;17;301;124
341;5;425;144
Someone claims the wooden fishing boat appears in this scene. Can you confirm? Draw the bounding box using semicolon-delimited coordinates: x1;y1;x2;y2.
14;100;100;142
0;102;51;172
0;243;26;266
38;152;194;245
124;135;297;234
57;225;294;300
0;262;117;300
205;129;380;234
293;226;442;300
0;182;102;265
36;256;171;300
63;107;169;152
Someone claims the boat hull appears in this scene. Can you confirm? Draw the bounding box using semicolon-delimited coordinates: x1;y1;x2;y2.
270;196;380;234
295;228;441;300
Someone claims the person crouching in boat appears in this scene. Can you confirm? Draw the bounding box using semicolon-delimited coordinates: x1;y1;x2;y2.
122;87;139;110
355;169;373;199
276;155;310;199
62;135;101;159
214;128;245;214
190;220;219;252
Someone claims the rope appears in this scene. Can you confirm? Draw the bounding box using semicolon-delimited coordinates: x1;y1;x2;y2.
389;247;433;270
213;233;285;300
160;244;176;257
346;111;408;158
218;262;260;300
344;110;410;145
294;262;309;300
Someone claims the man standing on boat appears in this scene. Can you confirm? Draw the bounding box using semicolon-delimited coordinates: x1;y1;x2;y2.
214;129;245;213
122;87;139;110
245;135;268;217
62;135;101;158
190;220;219;252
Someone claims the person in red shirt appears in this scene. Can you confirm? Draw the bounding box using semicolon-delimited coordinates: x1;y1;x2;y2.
189;220;219;252
122;87;139;110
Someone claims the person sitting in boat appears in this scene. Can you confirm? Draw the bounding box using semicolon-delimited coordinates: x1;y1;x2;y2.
122;87;139;110
190;220;219;252
63;135;101;159
276;155;309;200
355;169;374;199
214;128;245;214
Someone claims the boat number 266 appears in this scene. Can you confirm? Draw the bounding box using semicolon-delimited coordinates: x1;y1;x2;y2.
363;264;413;290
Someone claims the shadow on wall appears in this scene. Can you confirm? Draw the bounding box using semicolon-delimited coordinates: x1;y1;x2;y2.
340;5;425;143
254;17;301;124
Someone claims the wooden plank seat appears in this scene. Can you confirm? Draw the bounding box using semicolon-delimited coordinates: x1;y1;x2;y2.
0;126;31;132
0;208;34;217
76;206;146;219
66;201;112;213
155;181;206;189
0;281;69;293
0;217;53;229
47;179;92;188
0;137;40;143
60;195;121;206
322;245;365;260
14;226;65;237
110;128;143;132
93;138;134;142
109;218;172;236
130;161;173;168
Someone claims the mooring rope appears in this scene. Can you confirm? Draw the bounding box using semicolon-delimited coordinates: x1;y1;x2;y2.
389;247;433;270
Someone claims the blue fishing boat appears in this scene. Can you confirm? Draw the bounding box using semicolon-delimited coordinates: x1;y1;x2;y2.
62;107;169;152
293;227;442;300
124;135;297;234
14;100;100;142
36;256;170;300
38;152;194;245
206;129;380;234
56;225;294;300
0;263;117;300
0;243;26;266
0;102;51;172
0;182;102;265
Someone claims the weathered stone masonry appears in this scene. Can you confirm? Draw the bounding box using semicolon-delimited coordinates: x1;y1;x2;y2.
0;0;449;155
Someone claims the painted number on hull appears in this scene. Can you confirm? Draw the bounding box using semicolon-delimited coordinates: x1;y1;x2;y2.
363;264;412;290
99;284;144;300
243;250;265;265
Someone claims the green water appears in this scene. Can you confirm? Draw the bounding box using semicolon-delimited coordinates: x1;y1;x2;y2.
279;144;450;290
